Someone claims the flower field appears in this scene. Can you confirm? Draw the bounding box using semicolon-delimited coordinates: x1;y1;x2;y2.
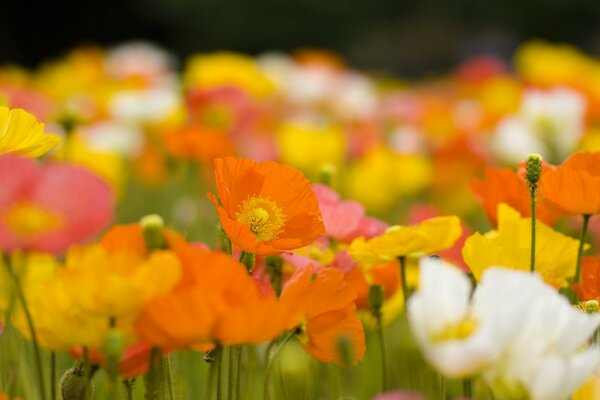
2;41;600;399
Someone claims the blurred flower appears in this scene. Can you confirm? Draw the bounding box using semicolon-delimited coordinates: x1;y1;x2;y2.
372;391;425;400
573;373;600;400
71;342;158;378
136;246;287;348
208;157;324;255
492;88;586;164
344;147;432;214
0;106;60;157
462;204;583;286
280;266;365;366
409;257;600;400
349;215;461;267
573;257;600;301
313;183;387;243
482;272;600;400
540;152;600;216
163;124;236;164
470;166;560;226
277;121;346;177
184;52;275;99
408;257;521;378
0;154;114;254
105;41;176;87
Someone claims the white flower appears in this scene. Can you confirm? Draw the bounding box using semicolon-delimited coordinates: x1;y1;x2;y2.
408;258;524;378
109;87;180;124
481;269;600;400
492;88;586;164
409;259;600;400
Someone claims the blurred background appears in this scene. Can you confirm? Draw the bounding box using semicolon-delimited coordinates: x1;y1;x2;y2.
3;0;600;76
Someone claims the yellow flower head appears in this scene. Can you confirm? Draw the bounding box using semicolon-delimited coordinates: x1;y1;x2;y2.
64;244;182;319
344;147;432;215
183;52;275;98
0;106;60;157
349;215;462;266
277;121;346;178
462;203;586;286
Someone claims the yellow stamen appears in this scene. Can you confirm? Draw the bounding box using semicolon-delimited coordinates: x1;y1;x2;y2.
5;202;64;238
236;196;286;242
433;318;478;342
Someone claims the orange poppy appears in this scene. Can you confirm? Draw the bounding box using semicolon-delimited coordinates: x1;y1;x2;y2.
135;247;289;348
540;152;600;216
573;256;600;301
471;166;560;225
163;125;236;164
280;266;365;366
345;261;400;310
208;157;325;255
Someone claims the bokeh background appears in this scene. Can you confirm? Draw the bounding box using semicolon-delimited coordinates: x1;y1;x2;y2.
3;0;600;75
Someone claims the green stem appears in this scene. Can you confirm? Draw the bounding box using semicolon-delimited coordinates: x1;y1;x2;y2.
220;346;231;400
463;378;473;398
530;187;537;273
398;256;409;307
163;354;176;400
209;347;222;400
51;351;57;400
124;379;135;400
232;346;243;400
375;314;388;392
575;214;592;284
264;331;296;400
3;254;47;400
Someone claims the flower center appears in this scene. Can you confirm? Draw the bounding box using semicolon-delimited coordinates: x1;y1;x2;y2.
5;202;64;238
432;318;478;342
236;196;286;242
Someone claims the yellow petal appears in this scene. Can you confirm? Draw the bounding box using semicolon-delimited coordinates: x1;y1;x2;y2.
0;106;61;157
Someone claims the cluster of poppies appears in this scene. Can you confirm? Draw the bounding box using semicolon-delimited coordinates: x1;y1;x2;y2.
3;41;600;400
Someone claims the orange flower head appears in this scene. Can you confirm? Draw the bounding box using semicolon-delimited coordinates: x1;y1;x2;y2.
573;256;600;301
280;266;366;366
345;261;400;310
136;246;290;348
471;166;560;225
208;157;325;255
163;124;236;164
540;152;600;215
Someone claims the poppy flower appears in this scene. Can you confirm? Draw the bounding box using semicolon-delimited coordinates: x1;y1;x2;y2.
313;183;387;243
163;124;236;164
349;216;462;267
136;246;289;348
462;204;584;286
572;256;600;301
345;261;400;310
0;154;114;254
0;106;60;157
540;152;600;216
470;167;560;226
208;157;325;255
279;266;365;366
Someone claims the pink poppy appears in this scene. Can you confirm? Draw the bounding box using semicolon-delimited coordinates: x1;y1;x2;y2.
0;155;114;254
313;183;387;243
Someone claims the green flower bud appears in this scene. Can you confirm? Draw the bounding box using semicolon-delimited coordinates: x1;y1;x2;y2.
60;364;94;400
369;284;385;317
317;163;337;187
526;153;543;188
140;214;166;250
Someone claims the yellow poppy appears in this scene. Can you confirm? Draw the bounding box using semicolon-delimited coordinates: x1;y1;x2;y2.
349;216;462;266
462;203;585;286
0;106;60;157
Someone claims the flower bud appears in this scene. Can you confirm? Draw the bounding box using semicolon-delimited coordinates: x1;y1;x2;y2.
369;284;385;316
140;214;166;250
317;163;337;187
526;153;543;189
60;365;94;400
